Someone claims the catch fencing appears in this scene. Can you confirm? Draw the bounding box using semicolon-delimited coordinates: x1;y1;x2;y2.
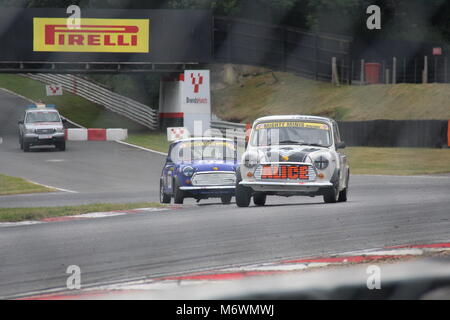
213;16;352;82
349;56;450;85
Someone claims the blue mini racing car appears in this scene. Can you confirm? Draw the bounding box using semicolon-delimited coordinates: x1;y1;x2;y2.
160;137;238;204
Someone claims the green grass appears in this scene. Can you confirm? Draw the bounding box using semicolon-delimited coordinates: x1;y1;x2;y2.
0;74;147;131
0;174;55;196
345;147;450;175
125;132;170;153
212;72;450;123
0;202;167;222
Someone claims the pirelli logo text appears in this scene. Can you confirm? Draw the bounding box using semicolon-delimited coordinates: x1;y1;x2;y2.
33;18;150;53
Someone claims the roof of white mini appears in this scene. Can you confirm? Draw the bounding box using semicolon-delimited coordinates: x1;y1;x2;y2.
254;115;333;123
172;137;235;143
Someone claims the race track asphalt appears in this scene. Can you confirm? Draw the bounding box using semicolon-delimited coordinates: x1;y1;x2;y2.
1;88;450;298
0;88;163;207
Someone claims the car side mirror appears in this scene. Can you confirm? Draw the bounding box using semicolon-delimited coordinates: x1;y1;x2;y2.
18;120;23;125
336;141;346;149
62;118;68;124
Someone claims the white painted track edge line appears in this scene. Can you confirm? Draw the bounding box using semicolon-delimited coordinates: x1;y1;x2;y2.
115;140;168;156
25;179;79;194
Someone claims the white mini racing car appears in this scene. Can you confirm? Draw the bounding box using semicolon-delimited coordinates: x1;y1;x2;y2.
236;115;350;207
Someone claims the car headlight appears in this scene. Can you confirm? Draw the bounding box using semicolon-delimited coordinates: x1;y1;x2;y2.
25;128;35;134
314;155;329;170
56;128;64;133
182;166;195;177
242;151;259;168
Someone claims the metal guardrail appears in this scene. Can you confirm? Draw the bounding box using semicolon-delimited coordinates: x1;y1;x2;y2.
210;120;247;141
23;73;159;130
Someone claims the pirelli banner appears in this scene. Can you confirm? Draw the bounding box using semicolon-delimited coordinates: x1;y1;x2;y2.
0;8;211;62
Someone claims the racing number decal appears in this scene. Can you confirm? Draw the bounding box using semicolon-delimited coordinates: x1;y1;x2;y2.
261;165;309;180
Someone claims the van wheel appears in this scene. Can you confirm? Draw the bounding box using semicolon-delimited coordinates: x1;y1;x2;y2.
57;142;66;151
23;142;30;152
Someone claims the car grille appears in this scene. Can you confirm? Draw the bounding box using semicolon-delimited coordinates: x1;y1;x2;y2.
253;164;316;181
191;172;236;186
35;129;55;134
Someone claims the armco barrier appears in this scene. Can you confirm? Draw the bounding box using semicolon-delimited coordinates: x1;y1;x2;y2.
210;120;247;142
65;129;128;141
23;74;158;130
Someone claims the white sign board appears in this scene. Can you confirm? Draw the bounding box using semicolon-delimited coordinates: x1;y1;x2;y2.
182;70;211;135
182;70;210;114
46;84;63;96
167;127;190;142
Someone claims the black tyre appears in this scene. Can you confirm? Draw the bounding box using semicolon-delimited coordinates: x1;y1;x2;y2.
323;184;339;203
160;181;171;204
57;141;66;151
338;171;349;202
221;195;232;204
236;184;252;207
23;141;30;152
173;179;184;204
235;168;252;207
253;192;267;206
338;188;347;202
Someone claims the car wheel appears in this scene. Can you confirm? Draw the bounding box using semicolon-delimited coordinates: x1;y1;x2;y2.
173;179;184;204
23;141;30;152
57;142;66;151
236;184;252;207
323;184;339;203
235;169;252;207
338;188;347;202
338;171;349;202
160;181;171;204
221;195;232;204
253;192;267;206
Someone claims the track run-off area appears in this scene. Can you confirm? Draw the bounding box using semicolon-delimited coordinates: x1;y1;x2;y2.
1;89;450;298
